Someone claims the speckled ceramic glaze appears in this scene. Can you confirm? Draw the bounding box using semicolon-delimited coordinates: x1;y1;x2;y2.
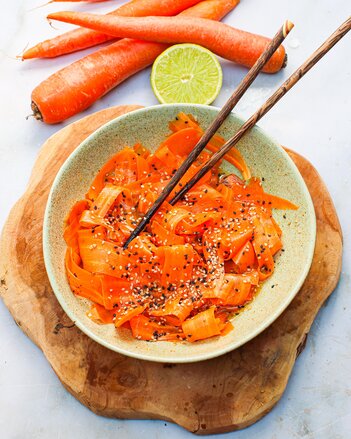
43;104;316;363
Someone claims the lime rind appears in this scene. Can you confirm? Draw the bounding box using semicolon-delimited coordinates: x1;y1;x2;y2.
151;44;223;105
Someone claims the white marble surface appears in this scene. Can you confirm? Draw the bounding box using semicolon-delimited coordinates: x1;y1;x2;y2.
0;0;350;437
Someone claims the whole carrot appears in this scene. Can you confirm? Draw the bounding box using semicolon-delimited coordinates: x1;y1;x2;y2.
31;39;164;124
48;12;286;74
31;0;239;124
23;0;203;59
49;1;108;2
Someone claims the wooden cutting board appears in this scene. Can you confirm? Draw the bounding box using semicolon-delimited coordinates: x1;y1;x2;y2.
0;105;342;435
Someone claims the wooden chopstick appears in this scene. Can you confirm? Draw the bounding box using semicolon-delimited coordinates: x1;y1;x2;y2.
170;16;351;205
123;21;294;248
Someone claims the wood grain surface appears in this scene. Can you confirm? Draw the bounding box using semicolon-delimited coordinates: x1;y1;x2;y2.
0;105;342;434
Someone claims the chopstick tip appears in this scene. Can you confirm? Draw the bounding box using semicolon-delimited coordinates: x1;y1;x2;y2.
283;20;295;37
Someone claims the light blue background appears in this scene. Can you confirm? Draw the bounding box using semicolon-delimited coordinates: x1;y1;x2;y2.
0;0;350;437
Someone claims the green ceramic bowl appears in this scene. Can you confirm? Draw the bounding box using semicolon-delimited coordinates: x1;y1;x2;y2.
43;104;316;363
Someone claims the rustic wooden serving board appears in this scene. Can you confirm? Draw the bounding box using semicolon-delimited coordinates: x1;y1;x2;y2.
0;105;342;434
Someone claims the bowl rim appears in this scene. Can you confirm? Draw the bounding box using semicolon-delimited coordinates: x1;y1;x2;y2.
43;103;316;363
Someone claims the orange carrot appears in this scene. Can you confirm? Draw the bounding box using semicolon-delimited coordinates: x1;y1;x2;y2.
65;248;105;306
130;315;185;341
31;0;239;123
169;112;251;179
88;304;115;325
23;0;204;59
182;308;221;342
51;1;107;2
64;113;298;342
251;216;275;281
30;39;165;124
48;12;286;73
232;241;256;273
114;304;146;327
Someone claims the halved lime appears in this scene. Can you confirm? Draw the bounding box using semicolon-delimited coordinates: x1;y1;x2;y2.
151;44;223;105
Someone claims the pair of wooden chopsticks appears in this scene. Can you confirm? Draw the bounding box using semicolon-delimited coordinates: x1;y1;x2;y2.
124;16;351;249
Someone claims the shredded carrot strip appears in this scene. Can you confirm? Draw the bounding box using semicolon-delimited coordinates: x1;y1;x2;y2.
182;307;221;342
169;112;251;179
64;113;298;342
130;315;185;341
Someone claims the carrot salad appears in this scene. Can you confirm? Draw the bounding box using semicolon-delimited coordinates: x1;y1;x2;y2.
64;113;297;342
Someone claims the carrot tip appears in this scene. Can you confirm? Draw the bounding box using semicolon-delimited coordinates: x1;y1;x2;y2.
47;18;60;31
22;47;38;60
30;101;43;122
